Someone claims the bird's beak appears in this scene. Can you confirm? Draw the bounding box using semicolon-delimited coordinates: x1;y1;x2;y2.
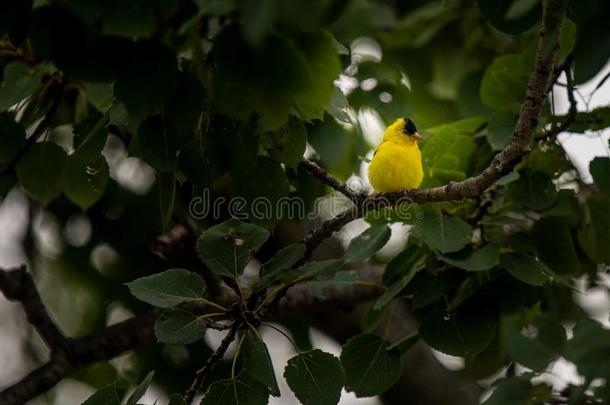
412;132;423;141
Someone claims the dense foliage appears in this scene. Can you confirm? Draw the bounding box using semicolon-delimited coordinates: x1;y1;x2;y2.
1;0;610;404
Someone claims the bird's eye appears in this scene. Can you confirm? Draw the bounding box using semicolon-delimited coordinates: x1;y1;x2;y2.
403;117;418;135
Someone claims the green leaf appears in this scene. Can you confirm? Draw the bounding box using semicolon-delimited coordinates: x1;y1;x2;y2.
86;83;114;113
168;393;186;405
345;225;391;262
564;318;610;380
374;258;421;310
158;172;176;232
0;114;25;165
500;315;566;372
486;112;517;151
125;268;206;308
482;377;536;405
154;309;207;345
325;87;351;125
383;244;423;285
446;273;492;311
421;126;477;185
295;259;344;282
438;244;499;272
197;219;270;278
284;349;344;405
231;156;289;229
200;371;269;405
137;115;178;172
590;157;610;196
477;0;541;35
480;55;528;112
416;206;472;253
0;62;43;111
508;170;557;210
293;31;342;121
578;194;610;263
62;153;109;210
532;217;580;275
419;299;496;358
310;271;361;298
125;371;154;405
340;334;401;397
262;244;306;276
242;330;280;396
81;382;121;405
16;142;67;204
280;117;307;170
500;252;549;286
115;40;179;119
256;243;306;292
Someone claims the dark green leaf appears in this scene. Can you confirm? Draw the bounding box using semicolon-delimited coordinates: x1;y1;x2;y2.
125;371;154;405
310;271;361;298
340;334;401;397
416;206;472;253
508;170;557;211
345;225;391;262
284;349;344;405
486;112;517;150
242;330;280;396
0;114;25;165
200;371;269;405
154;309;206;345
158;172;176;232
482;377;535;405
500;315;565;372
532;217;580;275
578;194;610;263
439;244;499;272
420;299;496;358
16;142;67;204
296;258;345;282
115;40;179;118
62;153;109;210
477;0;541;35
374;259;420;310
500;252;549;286
480;55;528;112
231;156;289;229
281;117;307;169
197;219;270;278
325;88;351;125
421;127;477;185
255;243;306;292
590;157;610;196
81;382;121;405
293;31;342;121
125;268;206;308
0;62;43;111
168;393;186;405
137;115;178;171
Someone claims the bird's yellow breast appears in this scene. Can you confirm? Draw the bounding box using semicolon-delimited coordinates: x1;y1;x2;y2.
368;120;424;192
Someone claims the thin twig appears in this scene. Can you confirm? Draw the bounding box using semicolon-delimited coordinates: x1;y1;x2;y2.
183;320;241;404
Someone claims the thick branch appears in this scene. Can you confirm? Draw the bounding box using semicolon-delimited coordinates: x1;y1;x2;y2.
0;266;65;349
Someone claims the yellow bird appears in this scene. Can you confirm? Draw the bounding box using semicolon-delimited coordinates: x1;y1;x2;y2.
368;117;424;192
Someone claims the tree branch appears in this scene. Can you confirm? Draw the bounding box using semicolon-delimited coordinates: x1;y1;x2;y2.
0;266;65;349
298;159;361;202
300;0;568;251
183;320;241;404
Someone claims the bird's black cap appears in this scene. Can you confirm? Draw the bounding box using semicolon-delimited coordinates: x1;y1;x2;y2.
403;117;418;135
